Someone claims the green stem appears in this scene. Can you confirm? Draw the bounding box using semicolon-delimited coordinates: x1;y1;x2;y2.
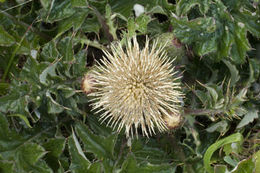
88;6;114;43
80;38;108;51
184;108;223;116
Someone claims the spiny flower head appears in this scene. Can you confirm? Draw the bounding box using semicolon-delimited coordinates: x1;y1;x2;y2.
89;36;183;137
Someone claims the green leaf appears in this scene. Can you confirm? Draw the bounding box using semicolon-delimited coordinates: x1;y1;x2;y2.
110;0;144;18
0;160;14;173
171;14;219;57
206;120;228;134
232;9;260;38
46;90;65;114
253;150;260;173
41;0;76;23
214;165;230;173
110;0;169;18
0;82;9;95
20;57;49;83
230;23;250;64
87;162;103;173
57;85;76;98
135;14;152;34
41;41;60;62
59;38;74;62
0;90;24;115
203;133;243;173
120;154;176;173
0;114;54;172
75;122;117;159
222;60;240;87
57;9;90;38
217;25;234;59
236;110;258;129
81;15;101;34
132;140;171;164
15;143;52;173
224;156;237;167
249;59;260;80
39;62;58;85
105;4;118;40
0;26;15;46
72;50;87;76
71;0;88;7
194;90;210;106
171;1;254;63
171;16;216;44
40;0;51;9
126;14;152;36
223;0;250;11
223;140;242;158
194;36;217;56
8;114;32;128
231;157;255;173
68;131;91;173
176;0;210;16
0;113;26;152
43;138;66;171
16;143;46;166
87;115;113;137
198;82;222;108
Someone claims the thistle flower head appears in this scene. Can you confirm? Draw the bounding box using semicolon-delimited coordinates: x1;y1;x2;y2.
89;36;183;137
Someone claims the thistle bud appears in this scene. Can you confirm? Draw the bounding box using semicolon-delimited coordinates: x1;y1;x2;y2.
163;113;182;129
81;73;95;95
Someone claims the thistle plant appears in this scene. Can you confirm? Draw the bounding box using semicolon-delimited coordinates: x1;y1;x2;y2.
88;36;183;137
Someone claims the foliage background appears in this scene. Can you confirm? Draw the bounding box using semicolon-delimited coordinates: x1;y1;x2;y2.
0;0;259;172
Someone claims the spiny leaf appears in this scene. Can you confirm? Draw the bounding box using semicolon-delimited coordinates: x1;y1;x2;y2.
236;110;259;129
222;59;240;87
75;122;117;159
68;130;91;173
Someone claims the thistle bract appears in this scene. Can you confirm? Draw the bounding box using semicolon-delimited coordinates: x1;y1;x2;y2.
89;36;183;137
